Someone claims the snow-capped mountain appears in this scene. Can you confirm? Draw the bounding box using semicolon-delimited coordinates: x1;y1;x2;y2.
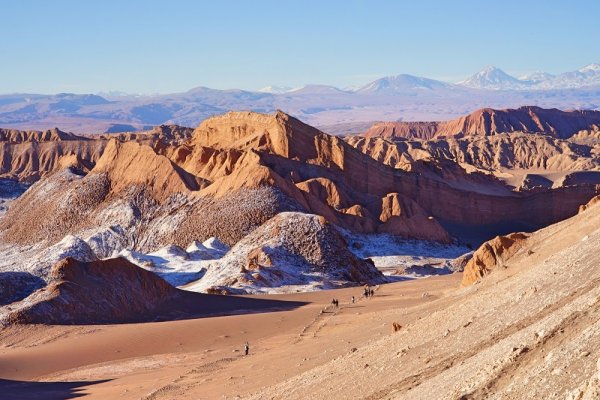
258;85;293;94
518;71;555;84
457;64;600;90
534;64;600;90
457;66;525;90
579;63;600;73
356;74;452;94
285;84;350;95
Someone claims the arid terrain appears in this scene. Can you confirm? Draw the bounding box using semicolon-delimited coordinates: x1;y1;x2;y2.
3;1;600;397
1;106;599;399
1;197;599;399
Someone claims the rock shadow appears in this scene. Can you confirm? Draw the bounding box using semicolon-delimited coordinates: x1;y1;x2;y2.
0;378;111;400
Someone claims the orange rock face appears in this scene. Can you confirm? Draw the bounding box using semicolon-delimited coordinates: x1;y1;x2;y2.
0;127;83;142
2;110;600;248
362;121;439;140
0;125;193;182
183;111;599;240
0;133;105;182
377;193;450;242
461;232;530;285
361;106;600;140
92;139;203;201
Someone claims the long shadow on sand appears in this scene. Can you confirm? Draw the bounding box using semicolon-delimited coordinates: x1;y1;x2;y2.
151;291;309;324
0;378;111;400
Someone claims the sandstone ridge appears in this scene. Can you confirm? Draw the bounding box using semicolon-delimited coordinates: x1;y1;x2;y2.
362;106;600;140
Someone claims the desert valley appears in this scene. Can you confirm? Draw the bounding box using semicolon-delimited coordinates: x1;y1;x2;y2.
2;1;600;398
0;103;599;398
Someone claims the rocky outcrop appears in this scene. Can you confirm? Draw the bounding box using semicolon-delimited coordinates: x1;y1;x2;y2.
0;125;195;183
579;195;600;213
92;139;204;200
295;178;352;209
348;132;600;189
187;212;387;294
2;257;179;324
361;106;600;140
572;126;600;143
0;128;85;142
377;193;450;242
362;121;439;140
0;132;105;182
437;107;600;139
176;110;458;241
353;131;600;175
461;232;529;285
0;136;205;247
104;124;194;146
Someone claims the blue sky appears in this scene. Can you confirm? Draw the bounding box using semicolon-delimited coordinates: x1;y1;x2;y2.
1;0;599;94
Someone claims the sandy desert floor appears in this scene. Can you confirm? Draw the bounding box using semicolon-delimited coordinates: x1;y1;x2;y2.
0;274;460;399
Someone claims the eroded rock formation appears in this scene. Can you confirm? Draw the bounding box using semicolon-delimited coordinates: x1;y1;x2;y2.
362;106;600;140
188;212;387;294
461;232;530;285
2;110;599;253
2;257;178;324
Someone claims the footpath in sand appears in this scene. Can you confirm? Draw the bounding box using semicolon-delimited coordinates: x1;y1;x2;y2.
0;275;458;399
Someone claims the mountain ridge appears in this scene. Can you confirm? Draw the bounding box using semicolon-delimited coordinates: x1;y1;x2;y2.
457;64;600;90
1;64;599;134
361;106;600;139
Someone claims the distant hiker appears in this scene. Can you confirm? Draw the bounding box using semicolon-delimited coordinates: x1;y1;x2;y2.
244;342;249;356
351;295;355;304
364;287;369;297
332;298;336;307
369;289;374;297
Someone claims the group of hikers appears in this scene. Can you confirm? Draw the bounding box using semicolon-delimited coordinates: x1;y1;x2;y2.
243;286;378;356
364;286;375;298
331;286;375;309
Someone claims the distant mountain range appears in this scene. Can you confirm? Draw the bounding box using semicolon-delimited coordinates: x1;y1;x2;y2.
0;64;599;134
457;64;600;90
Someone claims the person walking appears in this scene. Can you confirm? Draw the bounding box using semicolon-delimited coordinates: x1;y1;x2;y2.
244;342;249;356
351;295;355;304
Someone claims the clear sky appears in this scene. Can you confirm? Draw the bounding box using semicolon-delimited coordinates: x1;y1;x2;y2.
1;0;599;94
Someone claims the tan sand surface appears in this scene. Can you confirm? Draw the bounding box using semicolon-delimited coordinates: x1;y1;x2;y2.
0;275;459;399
